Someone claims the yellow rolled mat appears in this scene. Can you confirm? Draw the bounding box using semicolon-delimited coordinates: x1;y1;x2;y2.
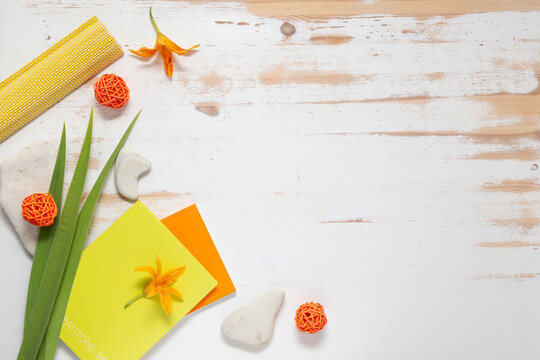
0;16;123;143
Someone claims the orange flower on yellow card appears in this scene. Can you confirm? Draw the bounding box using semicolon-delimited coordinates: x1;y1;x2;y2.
130;7;199;79
125;255;185;315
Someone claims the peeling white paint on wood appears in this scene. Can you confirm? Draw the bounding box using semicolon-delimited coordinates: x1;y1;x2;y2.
1;1;540;359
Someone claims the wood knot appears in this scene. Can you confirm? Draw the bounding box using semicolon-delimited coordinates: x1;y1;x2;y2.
280;22;296;36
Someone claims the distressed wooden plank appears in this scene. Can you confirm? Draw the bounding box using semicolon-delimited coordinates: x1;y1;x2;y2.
231;0;540;18
17;0;540;18
1;1;540;359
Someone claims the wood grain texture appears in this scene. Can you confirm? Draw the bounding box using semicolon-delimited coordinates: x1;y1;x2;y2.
206;0;540;18
1;1;540;359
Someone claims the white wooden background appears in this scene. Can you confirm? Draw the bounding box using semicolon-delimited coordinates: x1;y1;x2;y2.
1;0;540;359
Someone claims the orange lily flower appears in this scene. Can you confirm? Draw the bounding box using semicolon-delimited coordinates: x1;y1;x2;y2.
129;7;199;79
124;255;185;315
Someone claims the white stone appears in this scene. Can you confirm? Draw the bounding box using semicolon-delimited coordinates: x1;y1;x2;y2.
0;141;57;255
114;147;151;201
221;288;285;346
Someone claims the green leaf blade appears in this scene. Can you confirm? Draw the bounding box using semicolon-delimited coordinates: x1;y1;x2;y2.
38;110;142;360
18;113;93;360
24;125;66;333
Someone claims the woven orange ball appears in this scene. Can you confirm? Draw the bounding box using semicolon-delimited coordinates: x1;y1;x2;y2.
295;302;327;334
93;74;129;109
22;193;58;227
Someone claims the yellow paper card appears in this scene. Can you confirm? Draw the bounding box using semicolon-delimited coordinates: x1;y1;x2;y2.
60;201;217;360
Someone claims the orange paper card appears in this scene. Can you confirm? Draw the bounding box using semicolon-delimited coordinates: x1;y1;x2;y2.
161;205;235;312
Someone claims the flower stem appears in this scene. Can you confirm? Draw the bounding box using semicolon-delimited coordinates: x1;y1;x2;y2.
149;7;160;34
124;293;144;309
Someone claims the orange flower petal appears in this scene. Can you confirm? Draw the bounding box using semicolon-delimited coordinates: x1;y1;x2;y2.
159;33;199;56
132;9;198;77
156;255;162;277
129;46;159;58
161;266;186;284
170;43;199;56
159;291;173;315
159;46;174;79
144;281;158;297
135;266;156;278
131;254;186;314
166;287;183;301
156;33;169;47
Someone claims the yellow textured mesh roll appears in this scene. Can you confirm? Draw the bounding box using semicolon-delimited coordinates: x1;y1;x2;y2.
0;16;123;143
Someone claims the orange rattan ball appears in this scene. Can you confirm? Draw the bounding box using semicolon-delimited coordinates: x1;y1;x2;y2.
22;193;58;227
295;302;327;334
93;74;129;109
